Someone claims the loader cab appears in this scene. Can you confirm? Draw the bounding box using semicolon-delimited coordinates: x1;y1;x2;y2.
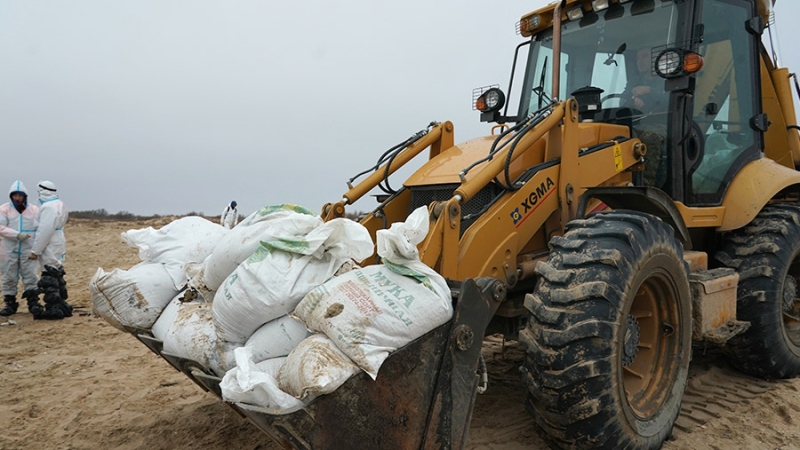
514;0;763;206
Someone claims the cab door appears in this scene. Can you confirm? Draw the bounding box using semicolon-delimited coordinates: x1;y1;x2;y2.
684;0;762;206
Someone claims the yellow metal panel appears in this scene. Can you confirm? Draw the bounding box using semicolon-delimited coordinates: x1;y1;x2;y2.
719;158;800;231
558;99;581;226
674;202;725;228
406;121;628;188
761;60;794;168
770;67;800;165
457;165;560;280
405;136;493;186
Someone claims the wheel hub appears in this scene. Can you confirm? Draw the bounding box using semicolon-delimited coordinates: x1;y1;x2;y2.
623;314;641;367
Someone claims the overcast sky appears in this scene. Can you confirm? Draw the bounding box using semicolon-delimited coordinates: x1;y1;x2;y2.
2;1;799;217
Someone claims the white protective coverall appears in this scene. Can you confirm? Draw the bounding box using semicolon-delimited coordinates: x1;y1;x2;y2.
221;202;239;229
30;181;69;269
0;181;40;296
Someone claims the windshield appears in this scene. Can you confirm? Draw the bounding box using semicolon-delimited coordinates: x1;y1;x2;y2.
519;1;682;117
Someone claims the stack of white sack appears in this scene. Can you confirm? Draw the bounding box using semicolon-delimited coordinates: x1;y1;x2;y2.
148;205;373;376
220;207;452;408
293;206;452;379
212;215;374;345
91;217;228;332
186;204;325;301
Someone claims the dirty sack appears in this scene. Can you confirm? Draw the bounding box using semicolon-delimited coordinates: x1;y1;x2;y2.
158;296;216;369
293;206;452;379
212;217;374;344
150;293;237;376
90;262;179;331
277;334;361;401
220;347;304;410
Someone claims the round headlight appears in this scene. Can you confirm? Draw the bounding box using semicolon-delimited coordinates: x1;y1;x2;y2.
476;88;506;112
655;49;682;77
485;89;503;110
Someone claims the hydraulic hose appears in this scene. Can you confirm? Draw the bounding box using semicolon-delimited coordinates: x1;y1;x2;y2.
459;103;555;182
347;125;433;189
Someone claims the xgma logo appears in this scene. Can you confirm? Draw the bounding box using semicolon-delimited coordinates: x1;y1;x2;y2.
510;177;555;227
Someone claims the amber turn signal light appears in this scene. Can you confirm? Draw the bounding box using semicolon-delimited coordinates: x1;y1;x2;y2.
683;53;704;73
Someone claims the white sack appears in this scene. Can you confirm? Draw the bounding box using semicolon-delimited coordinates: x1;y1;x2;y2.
278;334;360;400
150;295;236;376
202;205;323;291
212;217;374;344
89;262;179;331
220;347;304;410
160;301;216;369
293;206;452;379
246;315;312;363
151;293;182;341
121;216;228;287
89;278;125;332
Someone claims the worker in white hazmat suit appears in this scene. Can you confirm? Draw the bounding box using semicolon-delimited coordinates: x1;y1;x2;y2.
221;200;239;229
0;181;44;316
28;180;72;320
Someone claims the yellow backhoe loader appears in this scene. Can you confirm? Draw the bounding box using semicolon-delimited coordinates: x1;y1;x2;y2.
129;0;800;448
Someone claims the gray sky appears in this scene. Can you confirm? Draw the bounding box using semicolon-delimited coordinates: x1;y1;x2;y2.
2;1;799;217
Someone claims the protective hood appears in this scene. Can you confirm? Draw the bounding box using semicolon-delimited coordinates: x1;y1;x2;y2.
8;180;28;213
37;180;58;202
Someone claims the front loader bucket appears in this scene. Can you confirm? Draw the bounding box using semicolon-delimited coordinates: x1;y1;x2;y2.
129;277;505;450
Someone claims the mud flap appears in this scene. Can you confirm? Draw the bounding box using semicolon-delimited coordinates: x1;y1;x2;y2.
127;277;505;450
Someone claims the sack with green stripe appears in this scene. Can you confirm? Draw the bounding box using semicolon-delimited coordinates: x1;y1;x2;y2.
212;216;374;344
293;206;452;379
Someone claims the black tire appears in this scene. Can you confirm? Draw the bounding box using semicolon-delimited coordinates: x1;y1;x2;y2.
715;203;800;379
519;210;692;449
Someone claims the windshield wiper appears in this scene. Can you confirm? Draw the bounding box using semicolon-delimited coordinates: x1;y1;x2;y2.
533;56;550;109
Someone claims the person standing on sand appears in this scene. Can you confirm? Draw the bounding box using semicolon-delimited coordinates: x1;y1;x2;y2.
27;180;72;320
0;180;43;317
221;200;239;229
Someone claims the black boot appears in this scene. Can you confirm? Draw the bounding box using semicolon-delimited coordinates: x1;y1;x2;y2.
58;266;69;301
38;303;65;320
23;289;43;318
0;295;18;316
56;267;72;317
35;266;67;320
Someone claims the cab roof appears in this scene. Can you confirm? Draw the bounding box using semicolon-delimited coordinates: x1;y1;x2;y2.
519;0;774;38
